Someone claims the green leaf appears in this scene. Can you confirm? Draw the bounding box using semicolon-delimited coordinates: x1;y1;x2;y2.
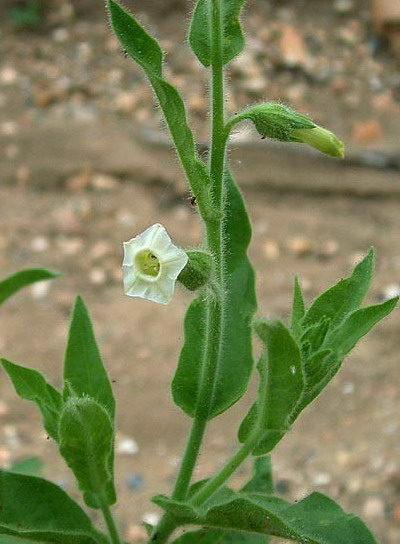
107;0;214;218
58;397;116;509
172;528;267;544
189;0;246;67
64;296;115;420
0;268;59;305
173;172;256;419
242;456;274;495
302;249;375;329
1;359;63;440
155;491;377;544
291;276;306;339
0;469;108;543
238;320;304;455
9;456;43;477
325;297;398;356
1;536;42;544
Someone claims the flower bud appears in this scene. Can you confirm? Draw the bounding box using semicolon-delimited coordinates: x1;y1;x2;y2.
178;250;213;291
233;102;344;158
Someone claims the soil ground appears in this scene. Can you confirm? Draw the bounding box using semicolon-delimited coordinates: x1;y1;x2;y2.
0;1;400;543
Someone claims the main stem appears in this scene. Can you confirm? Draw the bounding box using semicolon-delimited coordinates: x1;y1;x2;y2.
148;2;226;543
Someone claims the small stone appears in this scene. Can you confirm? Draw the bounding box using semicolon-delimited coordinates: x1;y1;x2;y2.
90;174;119;191
392;504;400;523
263;240;280;260
0;66;18;85
187;94;207;114
31;281;51;300
31;236;50;253
342;381;355;394
5;144;19;159
116;436;139;456
142;512;160;527
0;447;11;465
117;210;137;227
0;400;9;416
287;237;313;257
1;121;18;136
54;207;83;234
3;425;20;449
52;28;70;43
334;0;354;14
88;268;107;285
114;91;138;113
66;169;92;192
279;24;311;69
126;473;145;491
380;283;400;300
362;497;385;519
331;76;349;94
312;472;332;486
16;165;31;186
58;237;84;256
127;524;148;543
317;239;339;259
352;119;383;144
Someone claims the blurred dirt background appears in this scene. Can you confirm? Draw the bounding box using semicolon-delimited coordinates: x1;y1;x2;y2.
0;0;400;543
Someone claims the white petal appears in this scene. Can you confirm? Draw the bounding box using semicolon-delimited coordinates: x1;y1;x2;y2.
122;223;188;304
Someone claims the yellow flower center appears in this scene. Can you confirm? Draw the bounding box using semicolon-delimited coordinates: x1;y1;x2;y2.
135;249;161;278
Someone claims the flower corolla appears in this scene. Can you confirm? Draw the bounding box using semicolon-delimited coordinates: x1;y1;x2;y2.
122;223;188;304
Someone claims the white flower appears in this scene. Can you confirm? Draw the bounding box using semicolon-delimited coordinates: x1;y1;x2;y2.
122;223;188;304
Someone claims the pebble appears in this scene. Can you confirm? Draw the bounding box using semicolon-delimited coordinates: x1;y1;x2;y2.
279;24;311;69
0;400;9;416
90;174;120;191
142;512;160;527
88;268;107;286
89;241;113;261
312;472;332;486
127;524;148;543
52;28;70;43
317;239;339;259
334;0;354;14
352;119;384;143
262;240;280;260
362;496;385;519
0;66;18;85
380;283;400;300
126;473;145;491
287;236;313;257
31;281;51;300
116;436;139;456
31;236;50;253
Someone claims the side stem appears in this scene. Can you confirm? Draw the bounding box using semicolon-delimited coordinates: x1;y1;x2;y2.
99;496;122;544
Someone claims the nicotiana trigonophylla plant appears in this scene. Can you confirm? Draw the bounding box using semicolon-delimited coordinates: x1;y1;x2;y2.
0;1;398;544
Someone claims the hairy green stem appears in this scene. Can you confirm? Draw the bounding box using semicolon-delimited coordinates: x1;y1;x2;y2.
99;496;122;544
149;3;227;542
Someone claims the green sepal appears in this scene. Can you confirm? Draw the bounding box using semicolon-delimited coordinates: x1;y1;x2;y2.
0;469;109;543
58;397;116;509
0;359;63;441
0;268;59;305
230;102;344;158
178;250;213;291
155;490;377;543
189;0;246;67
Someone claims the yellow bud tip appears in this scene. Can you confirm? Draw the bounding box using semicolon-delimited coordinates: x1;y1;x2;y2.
292;126;345;159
